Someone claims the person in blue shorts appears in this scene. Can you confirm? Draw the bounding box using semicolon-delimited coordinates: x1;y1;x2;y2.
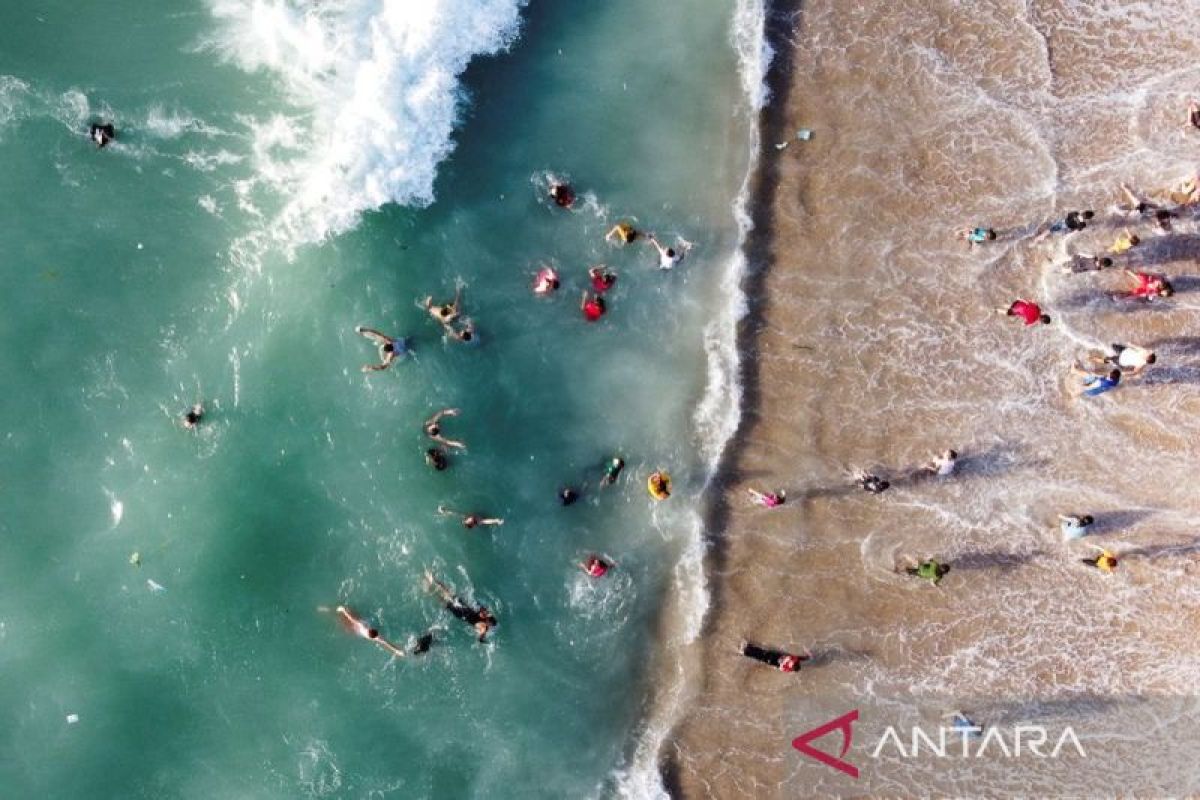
1075;367;1121;397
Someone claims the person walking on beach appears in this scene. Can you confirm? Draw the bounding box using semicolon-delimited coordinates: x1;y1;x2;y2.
1059;514;1095;540
1073;365;1121;398
1117;184;1160;217
606;221;639;244
182;403;204;429
533;265;560;296
647;234;686;270
738;640;811;673
437;505;504;529
355;325;408;372
424;570;497;642
1120;270;1173;301
1039;210;1094;238
581;291;606;322
996;299;1051;326
589;266;617;293
580;554;612;578
747;487;786;508
1089;343;1156;376
853;469;890;494
334;605;407;658
900;559;950;585
926;449;958;477
1058;254;1113;274
425;408;466;449
601;457;625;487
424;287;461;326
1082;546;1118;574
957;227;996;248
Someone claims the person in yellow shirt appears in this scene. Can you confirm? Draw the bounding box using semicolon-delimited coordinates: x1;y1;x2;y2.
1108;230;1140;255
1082;546;1118;574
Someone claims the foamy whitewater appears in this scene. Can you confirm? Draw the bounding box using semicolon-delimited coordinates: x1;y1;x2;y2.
0;1;756;797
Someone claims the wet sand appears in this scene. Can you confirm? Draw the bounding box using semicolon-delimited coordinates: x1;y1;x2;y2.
663;1;1200;797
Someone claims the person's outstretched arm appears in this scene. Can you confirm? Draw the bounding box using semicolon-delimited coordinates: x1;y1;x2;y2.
375;636;407;658
356;326;390;344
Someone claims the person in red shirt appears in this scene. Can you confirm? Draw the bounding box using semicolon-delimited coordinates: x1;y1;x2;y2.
579;555;611;578
581;291;605;321
1123;270;1173;300
589;266;617;293
997;299;1050;325
739;640;812;673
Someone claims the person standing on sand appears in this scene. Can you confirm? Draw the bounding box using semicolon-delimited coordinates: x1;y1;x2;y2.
1073;365;1121;398
1089;343;1155;376
957;227;996;248
853;469;890;494
1120;270;1173;301
900;559;950;585
747;488;786;508
1059;514;1095;540
355;326;409;372
739;640;811;672
1058;254;1113;274
1082;546;1118;574
926;449;958;477
1108;230;1140;255
996;299;1051;326
437;505;504;529
1041;210;1093;237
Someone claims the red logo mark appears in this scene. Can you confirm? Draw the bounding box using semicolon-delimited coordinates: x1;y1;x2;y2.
792;709;859;778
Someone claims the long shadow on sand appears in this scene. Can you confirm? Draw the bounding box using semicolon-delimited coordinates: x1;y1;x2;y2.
948;549;1049;573
1121;536;1200;561
1085;509;1156;536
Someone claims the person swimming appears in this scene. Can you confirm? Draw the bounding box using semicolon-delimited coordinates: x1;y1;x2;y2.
738;640;810;672
437;505;504;529
589;266;617;293
647;234;684;270
182;403;204;429
355;325;409;372
443;318;477;344
334;605;407;658
580;555;611;578
533;266;560;295
559;487;580;506
89;122;115;148
425;447;449;471
424;408;466;449
606;221;638;244
424;287;461;326
601;457;625;487
424;571;497;642
581;291;605;322
549;182;575;209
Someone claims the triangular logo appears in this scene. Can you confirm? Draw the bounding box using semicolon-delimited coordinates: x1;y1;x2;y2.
792;709;859;778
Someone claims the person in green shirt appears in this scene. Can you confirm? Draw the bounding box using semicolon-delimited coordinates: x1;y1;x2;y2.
902;559;950;585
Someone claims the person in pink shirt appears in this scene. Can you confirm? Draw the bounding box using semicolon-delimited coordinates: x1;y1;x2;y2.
747;487;786;508
580;555;612;578
589;266;617;293
1122;270;1173;300
996;299;1050;325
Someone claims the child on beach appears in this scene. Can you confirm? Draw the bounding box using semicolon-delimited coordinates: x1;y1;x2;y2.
739;640;811;673
926;449;958;477
901;559;950;585
853;469;890;494
996;299;1051;326
1120;270;1173;301
1073;366;1121;398
957;227;996;248
747;488;786;508
1090;343;1155;376
1059;514;1095;540
1108;230;1140;255
1058;254;1113;274
1082;547;1118;574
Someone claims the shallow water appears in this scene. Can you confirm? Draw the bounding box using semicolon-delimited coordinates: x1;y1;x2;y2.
0;2;754;797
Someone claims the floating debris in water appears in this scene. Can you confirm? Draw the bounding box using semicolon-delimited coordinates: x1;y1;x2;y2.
147;579;166;593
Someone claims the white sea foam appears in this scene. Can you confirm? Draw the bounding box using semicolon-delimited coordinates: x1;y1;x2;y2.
203;0;527;250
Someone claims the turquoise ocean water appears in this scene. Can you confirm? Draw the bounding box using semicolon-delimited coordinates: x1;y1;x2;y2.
0;1;758;796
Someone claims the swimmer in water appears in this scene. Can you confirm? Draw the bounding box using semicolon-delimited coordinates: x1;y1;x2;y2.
738;640;811;673
443;318;476;344
424;570;497;642
926;449;958;477
424;408;466;450
853;469;890;494
425;447;449;471
182;403;204;429
355;325;409;372
424;287;462;326
549;181;575;209
580;554;612;578
647;233;686;270
606;221;639;244
334;605;407;658
437;505;504;529
581;291;606;322
559;486;580;506
747;487;786;508
533;265;560;296
588;266;617;293
600;457;625;487
89;122;115;148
